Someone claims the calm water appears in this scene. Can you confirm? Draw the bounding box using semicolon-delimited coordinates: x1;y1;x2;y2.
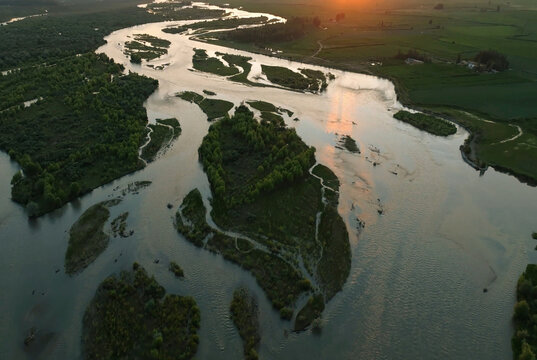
0;3;536;359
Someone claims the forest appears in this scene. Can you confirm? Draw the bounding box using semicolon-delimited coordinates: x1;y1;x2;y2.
0;53;158;216
83;263;200;360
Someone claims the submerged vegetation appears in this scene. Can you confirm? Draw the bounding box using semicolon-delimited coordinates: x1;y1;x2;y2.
177;91;233;120
230;288;260;360
513;264;537;360
65;199;120;275
394;110;457;137
83;263;200;360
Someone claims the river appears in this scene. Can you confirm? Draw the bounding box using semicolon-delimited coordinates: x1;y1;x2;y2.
0;2;536;359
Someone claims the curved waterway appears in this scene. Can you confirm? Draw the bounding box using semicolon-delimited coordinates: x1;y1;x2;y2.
1;2;537;359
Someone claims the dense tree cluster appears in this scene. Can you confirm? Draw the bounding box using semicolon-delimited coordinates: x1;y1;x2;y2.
199;105;315;208
0;7;161;70
513;265;537;360
474;50;509;71
83;263;200;360
0;53;158;215
221;17;315;45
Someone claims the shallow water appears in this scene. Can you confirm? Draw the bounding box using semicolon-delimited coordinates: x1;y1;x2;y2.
0;3;536;359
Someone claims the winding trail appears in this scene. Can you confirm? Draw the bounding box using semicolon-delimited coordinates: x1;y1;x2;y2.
498;124;523;144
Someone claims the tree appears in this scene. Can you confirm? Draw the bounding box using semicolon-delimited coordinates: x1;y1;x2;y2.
515;300;530;322
520;342;536;360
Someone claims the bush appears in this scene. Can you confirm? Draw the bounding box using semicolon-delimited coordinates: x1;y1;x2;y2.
474;50;509;71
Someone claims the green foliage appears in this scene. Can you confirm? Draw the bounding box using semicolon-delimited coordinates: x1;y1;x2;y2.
339;135;360;153
316;206;351;300
175;189;307;310
230;288;260;360
192;49;239;76
247;100;278;113
475;50;509;71
294;294;325;331
82;264;200;360
176;91;234;121
0;53;158;216
169;261;184;278
130;53;142;64
512;265;537;359
163;16;268;34
197;105;350;305
394;110;457;136
312;164;340;191
0;5;162;70
65;200;118;274
141;123;175;163
156;118;181;139
175;189;211;248
279;307;293;320
222;17;314;44
261;65;326;92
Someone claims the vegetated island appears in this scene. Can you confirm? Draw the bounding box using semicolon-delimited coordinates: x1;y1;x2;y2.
513;264;537;360
82;263;200;360
338;134;360;153
169;261;184;278
163;16;269;35
191;49;258;86
1;53;158;217
141;118;181;162
261;65;330;92
176;91;233;121
175;105;351;327
125;33;171;63
230;287;260;360
393;110;456;136
65;199;121;275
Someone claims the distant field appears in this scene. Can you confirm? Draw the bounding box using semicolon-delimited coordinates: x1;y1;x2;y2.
206;0;537;182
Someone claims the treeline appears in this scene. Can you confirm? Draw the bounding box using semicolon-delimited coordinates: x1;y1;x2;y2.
394;49;432;63
0;53;158;216
220;17;316;45
199;105;315;208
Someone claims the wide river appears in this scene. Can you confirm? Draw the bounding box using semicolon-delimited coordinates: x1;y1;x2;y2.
1;2;536;359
